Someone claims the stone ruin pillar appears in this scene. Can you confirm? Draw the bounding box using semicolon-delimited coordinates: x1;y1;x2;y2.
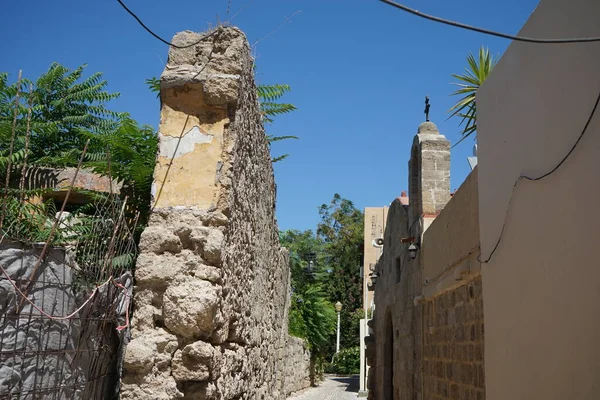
119;27;310;400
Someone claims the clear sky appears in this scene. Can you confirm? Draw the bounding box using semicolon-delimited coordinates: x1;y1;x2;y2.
1;0;539;232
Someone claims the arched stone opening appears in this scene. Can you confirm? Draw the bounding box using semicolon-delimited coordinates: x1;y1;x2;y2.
383;311;395;400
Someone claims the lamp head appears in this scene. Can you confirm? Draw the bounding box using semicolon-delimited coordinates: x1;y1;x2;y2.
335;301;343;312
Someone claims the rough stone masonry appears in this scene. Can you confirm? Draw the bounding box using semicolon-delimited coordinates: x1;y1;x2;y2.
120;27;310;399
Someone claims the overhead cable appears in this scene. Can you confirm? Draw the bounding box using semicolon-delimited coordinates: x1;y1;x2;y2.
116;0;215;48
379;0;600;43
479;90;600;264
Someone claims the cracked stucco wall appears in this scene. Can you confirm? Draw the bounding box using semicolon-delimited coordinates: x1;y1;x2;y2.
120;27;310;400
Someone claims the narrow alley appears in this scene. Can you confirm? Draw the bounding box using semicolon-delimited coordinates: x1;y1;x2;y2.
287;375;359;400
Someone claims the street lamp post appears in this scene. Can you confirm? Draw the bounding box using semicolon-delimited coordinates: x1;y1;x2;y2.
335;301;343;353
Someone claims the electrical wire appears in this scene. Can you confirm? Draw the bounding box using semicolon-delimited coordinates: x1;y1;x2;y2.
116;0;216;48
479;90;600;264
379;0;600;44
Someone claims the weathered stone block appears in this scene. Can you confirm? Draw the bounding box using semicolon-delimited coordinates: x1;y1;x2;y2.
172;341;215;382
135;253;186;286
139;227;182;255
203;228;224;265
190;263;221;283
163;279;219;339
123;329;178;373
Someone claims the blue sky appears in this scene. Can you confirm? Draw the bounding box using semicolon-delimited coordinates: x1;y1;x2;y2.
1;0;539;232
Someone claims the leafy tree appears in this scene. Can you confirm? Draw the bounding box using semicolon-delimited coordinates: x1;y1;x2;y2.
145;77;160;97
0;64;158;233
448;46;497;146
280;230;334;348
0;65;149;280
281;195;364;371
280;229;324;293
289;284;337;353
0;63;124;168
280;229;336;383
317;194;364;351
0;72;26;169
83;117;158;229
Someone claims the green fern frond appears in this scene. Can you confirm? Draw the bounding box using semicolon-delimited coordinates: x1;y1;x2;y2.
272;154;290;163
260;102;297;118
257;84;291;102
267;135;299;143
146;77;161;98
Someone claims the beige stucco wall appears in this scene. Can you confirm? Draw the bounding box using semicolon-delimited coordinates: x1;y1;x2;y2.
477;0;600;398
364;206;388;310
422;168;480;298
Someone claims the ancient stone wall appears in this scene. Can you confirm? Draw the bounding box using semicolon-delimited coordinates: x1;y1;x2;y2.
120;26;310;400
369;198;422;400
368;121;484;400
367;156;485;400
281;336;311;394
420;169;484;400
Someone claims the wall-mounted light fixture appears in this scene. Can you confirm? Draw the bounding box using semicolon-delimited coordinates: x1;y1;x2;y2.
370;272;379;285
372;238;384;248
408;243;419;260
413;295;424;306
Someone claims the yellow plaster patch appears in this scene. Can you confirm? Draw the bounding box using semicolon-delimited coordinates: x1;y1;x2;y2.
153;90;229;208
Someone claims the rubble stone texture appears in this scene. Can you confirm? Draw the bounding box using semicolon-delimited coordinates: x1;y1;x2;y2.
120;27;310;399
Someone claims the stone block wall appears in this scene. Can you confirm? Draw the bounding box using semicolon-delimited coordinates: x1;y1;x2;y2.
423;277;485;400
120;26;310;400
367;121;485;400
369;199;423;400
408;122;450;227
281;336;311;394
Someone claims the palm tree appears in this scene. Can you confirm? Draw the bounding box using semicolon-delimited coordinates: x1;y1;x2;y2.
448;46;497;146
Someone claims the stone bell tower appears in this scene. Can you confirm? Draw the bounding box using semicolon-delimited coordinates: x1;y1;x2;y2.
408;120;451;231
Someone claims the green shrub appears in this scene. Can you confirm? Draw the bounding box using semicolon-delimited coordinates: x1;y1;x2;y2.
288;298;308;340
325;346;360;375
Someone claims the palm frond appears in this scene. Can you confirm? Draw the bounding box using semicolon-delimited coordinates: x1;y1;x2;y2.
447;46;497;145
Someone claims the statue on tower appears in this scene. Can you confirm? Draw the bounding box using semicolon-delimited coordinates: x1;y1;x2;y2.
424;96;430;122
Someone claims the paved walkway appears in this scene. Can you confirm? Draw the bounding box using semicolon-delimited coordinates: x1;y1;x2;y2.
287;375;360;400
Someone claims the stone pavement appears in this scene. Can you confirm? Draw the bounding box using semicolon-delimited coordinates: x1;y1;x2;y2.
286;375;359;400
